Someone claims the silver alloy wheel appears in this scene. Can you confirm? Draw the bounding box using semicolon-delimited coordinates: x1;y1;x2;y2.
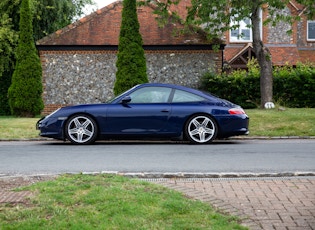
66;115;96;144
186;115;217;143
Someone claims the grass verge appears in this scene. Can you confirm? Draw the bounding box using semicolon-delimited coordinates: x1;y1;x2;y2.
247;108;315;136
0;174;247;230
0;116;39;139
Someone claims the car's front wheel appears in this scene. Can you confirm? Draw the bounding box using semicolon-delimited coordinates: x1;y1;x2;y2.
65;114;98;144
185;114;217;144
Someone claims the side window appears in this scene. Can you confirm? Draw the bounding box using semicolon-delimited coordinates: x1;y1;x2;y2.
172;89;205;103
129;87;172;103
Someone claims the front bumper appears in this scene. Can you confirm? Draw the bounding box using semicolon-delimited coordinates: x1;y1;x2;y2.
36;116;66;140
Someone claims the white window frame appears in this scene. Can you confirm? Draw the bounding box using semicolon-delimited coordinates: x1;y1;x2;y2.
307;21;315;41
229;10;262;43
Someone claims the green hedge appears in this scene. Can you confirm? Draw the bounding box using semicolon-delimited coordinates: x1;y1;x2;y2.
273;63;315;108
201;61;315;108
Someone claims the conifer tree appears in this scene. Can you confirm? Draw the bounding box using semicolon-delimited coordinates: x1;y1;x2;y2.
8;0;44;117
114;0;148;95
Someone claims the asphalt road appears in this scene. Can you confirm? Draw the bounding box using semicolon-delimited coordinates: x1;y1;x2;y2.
0;139;314;176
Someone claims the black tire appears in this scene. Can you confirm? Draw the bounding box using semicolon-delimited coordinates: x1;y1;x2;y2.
65;114;98;144
184;114;217;144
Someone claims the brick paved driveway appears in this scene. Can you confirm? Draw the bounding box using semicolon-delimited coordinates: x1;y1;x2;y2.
150;177;315;230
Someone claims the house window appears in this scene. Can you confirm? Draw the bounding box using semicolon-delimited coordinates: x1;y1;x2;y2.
230;11;262;43
230;18;252;42
307;21;315;41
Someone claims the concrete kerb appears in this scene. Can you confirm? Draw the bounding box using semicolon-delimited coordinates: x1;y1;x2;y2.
2;171;315;179
106;171;315;179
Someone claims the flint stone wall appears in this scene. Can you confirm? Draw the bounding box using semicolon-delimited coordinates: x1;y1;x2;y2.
267;7;292;44
40;49;221;114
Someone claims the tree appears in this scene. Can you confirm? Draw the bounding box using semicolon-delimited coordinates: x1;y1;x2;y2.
0;0;95;115
114;0;148;95
0;14;18;115
0;0;20;115
0;0;95;40
8;0;44;117
144;0;315;108
32;0;95;40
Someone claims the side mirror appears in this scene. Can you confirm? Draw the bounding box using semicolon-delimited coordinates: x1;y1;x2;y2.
121;96;131;104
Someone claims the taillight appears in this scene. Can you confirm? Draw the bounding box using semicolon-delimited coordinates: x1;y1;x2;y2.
229;108;246;115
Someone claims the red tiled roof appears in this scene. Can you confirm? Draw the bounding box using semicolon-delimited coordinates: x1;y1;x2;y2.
227;43;253;64
224;47;240;62
36;0;209;46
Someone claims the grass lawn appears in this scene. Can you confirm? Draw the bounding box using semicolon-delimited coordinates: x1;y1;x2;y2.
0;108;314;139
0;174;247;230
0;116;39;139
247;108;315;137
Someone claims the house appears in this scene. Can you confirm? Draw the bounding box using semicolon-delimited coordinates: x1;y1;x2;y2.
224;1;315;71
37;0;314;114
36;0;224;114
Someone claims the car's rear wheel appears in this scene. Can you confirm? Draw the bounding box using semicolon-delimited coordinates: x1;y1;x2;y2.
185;114;217;144
65;114;98;144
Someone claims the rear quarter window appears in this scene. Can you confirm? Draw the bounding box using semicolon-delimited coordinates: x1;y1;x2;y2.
172;89;205;102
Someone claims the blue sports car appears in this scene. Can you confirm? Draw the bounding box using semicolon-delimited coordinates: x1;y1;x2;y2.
37;83;249;144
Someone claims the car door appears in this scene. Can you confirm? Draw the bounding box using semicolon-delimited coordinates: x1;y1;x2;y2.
105;86;172;135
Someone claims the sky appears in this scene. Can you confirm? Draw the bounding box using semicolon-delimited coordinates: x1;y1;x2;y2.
83;0;116;15
93;0;116;9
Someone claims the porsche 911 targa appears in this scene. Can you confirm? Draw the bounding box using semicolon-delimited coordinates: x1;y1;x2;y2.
37;83;249;144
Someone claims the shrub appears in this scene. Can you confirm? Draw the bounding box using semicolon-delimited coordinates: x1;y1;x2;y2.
201;59;260;108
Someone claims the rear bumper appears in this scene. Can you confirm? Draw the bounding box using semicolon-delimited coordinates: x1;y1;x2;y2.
217;114;249;138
